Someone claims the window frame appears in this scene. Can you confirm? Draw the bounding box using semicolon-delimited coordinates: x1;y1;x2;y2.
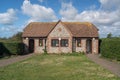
61;39;69;47
77;39;81;47
51;39;59;47
39;39;43;47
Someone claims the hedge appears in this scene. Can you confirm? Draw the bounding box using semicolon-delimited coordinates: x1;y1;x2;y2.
100;39;120;61
0;42;25;57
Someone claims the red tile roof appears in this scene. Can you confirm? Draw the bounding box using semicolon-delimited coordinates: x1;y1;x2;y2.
63;22;98;37
22;21;99;37
22;22;56;37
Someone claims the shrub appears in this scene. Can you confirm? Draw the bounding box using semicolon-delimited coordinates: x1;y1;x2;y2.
43;48;47;55
100;38;120;61
0;42;25;57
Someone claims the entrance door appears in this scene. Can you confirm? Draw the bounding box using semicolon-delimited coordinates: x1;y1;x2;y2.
86;39;92;53
72;38;76;52
29;39;34;53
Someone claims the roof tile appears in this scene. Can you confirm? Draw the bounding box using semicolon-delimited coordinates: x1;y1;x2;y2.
22;21;98;37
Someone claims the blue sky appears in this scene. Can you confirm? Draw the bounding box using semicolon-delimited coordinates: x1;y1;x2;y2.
0;0;120;38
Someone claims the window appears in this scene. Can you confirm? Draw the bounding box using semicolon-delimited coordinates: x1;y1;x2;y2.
39;39;43;46
77;39;81;47
61;39;68;47
51;39;59;47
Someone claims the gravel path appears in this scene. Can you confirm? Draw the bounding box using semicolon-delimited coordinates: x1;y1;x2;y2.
0;54;33;67
87;54;120;77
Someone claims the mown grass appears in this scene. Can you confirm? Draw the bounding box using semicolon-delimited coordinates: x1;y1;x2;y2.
0;54;119;80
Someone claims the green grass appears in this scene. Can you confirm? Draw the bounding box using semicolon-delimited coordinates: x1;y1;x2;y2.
0;54;119;80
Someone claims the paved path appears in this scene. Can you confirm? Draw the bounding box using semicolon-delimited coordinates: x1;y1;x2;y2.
87;54;120;77
0;54;33;67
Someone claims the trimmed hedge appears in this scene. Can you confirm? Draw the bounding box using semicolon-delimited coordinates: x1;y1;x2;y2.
100;39;120;61
0;42;25;57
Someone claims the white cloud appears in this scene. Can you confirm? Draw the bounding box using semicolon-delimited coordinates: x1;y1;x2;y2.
0;25;23;38
21;0;57;23
113;21;120;26
0;8;17;25
75;10;119;25
99;0;120;11
60;2;77;21
59;1;120;37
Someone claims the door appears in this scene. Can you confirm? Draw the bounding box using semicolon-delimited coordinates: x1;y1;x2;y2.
29;39;34;53
72;38;76;52
86;39;92;53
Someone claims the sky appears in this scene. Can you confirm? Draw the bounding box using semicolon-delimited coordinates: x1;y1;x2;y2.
0;0;120;38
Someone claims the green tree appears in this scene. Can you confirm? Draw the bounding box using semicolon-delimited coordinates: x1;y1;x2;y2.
107;33;112;38
9;32;23;42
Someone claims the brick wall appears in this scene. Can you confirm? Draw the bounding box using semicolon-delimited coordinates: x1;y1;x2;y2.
92;38;99;54
34;38;45;53
47;22;72;53
23;38;46;54
76;38;86;53
76;38;99;54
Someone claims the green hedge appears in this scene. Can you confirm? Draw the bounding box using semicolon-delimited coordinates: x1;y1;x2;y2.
100;39;120;61
0;42;25;57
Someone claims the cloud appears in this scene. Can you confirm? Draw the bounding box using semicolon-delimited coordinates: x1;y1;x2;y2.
60;2;77;21
21;0;57;23
99;0;120;11
75;10;119;25
59;1;120;37
0;25;23;38
0;8;17;25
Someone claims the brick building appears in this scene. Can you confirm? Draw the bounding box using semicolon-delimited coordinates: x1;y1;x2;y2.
22;20;99;54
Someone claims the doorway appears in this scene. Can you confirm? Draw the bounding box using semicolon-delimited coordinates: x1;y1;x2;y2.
29;39;34;53
86;39;92;53
72;38;76;52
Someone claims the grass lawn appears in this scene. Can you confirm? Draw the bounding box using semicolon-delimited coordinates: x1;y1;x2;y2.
0;54;119;80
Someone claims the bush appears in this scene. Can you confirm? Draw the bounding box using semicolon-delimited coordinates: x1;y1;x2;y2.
0;42;25;57
43;48;47;55
100;38;120;61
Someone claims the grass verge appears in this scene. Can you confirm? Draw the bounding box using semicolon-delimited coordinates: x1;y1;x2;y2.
0;54;119;80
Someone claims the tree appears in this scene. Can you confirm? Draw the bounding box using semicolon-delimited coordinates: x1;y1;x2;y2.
9;32;23;42
107;33;112;38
